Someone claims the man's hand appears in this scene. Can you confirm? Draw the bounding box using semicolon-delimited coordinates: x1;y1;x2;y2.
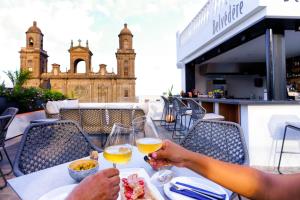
149;140;193;168
67;168;120;200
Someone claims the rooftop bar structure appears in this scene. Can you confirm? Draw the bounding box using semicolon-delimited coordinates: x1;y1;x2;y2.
177;0;300;169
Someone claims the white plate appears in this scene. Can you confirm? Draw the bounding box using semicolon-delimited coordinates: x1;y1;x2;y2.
38;184;78;200
164;176;229;200
38;168;163;200
118;168;164;200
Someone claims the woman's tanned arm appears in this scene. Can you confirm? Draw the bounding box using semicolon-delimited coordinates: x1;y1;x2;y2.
150;140;300;200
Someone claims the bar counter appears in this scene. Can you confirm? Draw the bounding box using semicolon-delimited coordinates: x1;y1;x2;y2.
194;97;300;105
183;97;300;168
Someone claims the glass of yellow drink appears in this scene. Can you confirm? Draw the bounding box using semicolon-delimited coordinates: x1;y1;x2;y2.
132;116;173;185
103;123;133;168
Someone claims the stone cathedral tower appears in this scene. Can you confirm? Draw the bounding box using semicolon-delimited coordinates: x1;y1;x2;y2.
116;23;136;78
19;21;48;87
20;22;136;102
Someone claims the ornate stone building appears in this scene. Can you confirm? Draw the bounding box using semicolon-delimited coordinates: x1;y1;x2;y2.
20;21;136;102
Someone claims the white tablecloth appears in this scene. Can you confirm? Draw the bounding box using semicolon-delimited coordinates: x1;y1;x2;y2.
8;148;231;200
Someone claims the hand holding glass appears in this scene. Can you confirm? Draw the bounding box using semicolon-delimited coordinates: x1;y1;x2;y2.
132;116;173;185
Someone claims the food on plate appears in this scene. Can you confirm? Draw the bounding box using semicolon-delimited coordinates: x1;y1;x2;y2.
121;174;156;200
69;159;97;171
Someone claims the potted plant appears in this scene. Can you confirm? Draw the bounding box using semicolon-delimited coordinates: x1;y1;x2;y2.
213;89;223;99
167;85;173;101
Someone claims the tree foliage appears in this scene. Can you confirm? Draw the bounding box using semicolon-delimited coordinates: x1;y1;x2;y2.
4;69;31;89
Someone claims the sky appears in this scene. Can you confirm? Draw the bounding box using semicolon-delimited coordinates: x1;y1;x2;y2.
0;0;206;96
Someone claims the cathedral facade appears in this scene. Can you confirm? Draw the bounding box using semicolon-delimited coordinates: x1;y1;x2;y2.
20;21;136;102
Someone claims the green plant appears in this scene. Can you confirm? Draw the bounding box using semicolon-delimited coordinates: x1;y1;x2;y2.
167;85;173;97
4;69;31;90
43;89;66;101
0;81;6;96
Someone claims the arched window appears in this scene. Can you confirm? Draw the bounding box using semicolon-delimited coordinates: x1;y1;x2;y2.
29;38;34;47
74;59;86;73
124;60;129;76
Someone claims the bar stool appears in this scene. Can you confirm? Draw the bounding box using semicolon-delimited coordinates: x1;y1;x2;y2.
171;97;192;139
277;121;300;174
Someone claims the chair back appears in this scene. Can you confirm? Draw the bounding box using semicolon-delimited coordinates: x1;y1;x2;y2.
172;97;187;114
161;96;171;108
81;108;103;135
13;120;101;176
186;99;206;120
0;115;13;147
1;107;18;126
0;107;18;146
180;120;249;165
59;108;145;135
60;108;81;125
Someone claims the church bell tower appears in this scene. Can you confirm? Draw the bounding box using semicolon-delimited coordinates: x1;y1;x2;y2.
116;23;136;77
20;21;48;79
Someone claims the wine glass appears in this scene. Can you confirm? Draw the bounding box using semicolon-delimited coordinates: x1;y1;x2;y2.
132;115;173;186
103;123;133;168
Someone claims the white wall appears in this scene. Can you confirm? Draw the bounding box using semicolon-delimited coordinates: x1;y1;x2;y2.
195;65;207;93
241;105;300;167
226;76;265;99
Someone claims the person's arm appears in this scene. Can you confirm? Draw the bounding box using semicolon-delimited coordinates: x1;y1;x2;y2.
66;168;120;200
150;140;300;200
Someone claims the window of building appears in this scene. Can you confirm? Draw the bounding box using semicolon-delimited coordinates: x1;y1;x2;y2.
29;38;34;47
124;89;129;97
124;60;129;76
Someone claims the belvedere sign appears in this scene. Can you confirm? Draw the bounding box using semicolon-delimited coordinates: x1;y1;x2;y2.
213;1;245;35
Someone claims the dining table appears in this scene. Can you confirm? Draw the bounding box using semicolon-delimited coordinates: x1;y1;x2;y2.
8;147;231;200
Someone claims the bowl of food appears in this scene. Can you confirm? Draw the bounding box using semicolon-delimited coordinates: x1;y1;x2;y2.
68;159;99;182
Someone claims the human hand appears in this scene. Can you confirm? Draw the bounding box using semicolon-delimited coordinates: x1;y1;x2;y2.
149;140;192;168
66;168;120;200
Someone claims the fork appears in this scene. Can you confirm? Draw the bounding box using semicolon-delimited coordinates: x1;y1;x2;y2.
170;182;224;200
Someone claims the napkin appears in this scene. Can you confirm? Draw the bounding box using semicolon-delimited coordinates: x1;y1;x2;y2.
170;186;213;200
176;182;226;199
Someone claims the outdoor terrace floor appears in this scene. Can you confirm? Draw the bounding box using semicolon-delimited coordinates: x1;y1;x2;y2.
0;121;298;199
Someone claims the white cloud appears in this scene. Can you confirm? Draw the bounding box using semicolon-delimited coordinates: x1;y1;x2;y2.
0;0;206;94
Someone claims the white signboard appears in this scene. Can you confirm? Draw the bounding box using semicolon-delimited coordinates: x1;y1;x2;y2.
177;0;300;66
177;0;263;65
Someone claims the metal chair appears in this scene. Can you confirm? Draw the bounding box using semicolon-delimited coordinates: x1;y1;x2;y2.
0;115;13;189
180;120;248;200
277;122;300;174
181;120;248;164
160;96;174;128
171;97;192;138
185;99;206;130
0;107;18;173
13;120;101;176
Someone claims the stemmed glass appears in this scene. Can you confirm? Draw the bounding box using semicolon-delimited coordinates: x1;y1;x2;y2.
103;123;133;168
132;115;173;186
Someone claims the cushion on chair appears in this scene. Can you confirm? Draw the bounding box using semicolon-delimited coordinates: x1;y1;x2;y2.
203;113;224;120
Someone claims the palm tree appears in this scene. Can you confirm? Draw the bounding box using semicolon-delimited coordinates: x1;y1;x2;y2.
4;70;31;89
